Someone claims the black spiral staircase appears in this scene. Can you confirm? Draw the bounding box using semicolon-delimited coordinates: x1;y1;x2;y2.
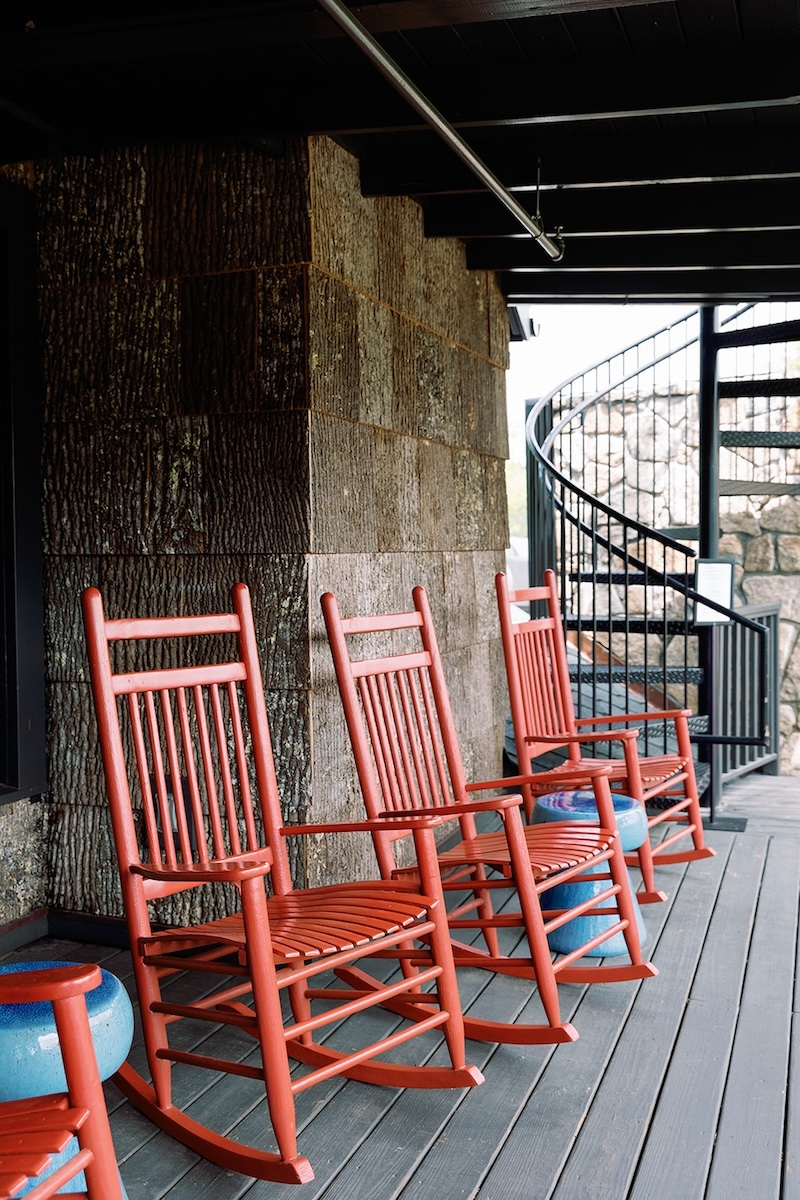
523;303;799;818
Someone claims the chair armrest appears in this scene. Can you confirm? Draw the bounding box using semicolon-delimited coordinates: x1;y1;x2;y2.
574;708;690;728
523;728;638;745
282;814;446;836
479;764;613;793
131;849;273;884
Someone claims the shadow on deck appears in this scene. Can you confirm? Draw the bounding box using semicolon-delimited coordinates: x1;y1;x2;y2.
3;774;798;1199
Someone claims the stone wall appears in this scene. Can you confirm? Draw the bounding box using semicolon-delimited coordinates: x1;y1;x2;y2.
576;386;800;775
0;135;510;930
720;498;800;774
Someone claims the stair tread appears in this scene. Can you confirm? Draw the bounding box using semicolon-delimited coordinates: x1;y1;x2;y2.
569;665;704;684
720;429;800;447
571;572;694;585
718;377;800;400
719;480;800;495
565;617;693;634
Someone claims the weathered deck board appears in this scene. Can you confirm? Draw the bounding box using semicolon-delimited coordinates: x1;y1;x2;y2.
549;833;733;1200
704;834;799;1200
625;834;766;1200
2;775;798;1199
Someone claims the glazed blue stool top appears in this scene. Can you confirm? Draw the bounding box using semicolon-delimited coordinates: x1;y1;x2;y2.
0;960;134;1197
0;960;134;1101
533;789;648;853
532;791;647;956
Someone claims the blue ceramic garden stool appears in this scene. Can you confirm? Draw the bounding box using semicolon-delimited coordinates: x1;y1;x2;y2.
532;791;648;956
0;959;134;1196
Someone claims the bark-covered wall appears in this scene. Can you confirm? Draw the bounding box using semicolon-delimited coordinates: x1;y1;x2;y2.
305;140;510;881
0;135;509;927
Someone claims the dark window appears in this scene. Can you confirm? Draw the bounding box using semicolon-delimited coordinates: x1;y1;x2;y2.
0;177;47;803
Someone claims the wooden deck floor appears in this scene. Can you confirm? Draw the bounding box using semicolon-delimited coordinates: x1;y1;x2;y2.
4;773;798;1199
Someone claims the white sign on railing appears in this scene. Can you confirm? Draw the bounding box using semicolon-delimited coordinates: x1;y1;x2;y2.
693;559;735;625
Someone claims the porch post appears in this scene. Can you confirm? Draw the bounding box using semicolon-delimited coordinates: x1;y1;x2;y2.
698;305;721;819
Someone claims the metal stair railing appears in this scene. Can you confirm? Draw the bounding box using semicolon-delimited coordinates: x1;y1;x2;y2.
525;304;783;813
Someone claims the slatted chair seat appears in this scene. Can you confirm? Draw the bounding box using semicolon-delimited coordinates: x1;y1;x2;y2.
497;569;715;904
322;585;657;1049
0;964;124;1200
140;886;439;967
82;583;482;1186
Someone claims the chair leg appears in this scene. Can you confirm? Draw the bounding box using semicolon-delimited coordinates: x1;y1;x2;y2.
468;863;502;959
132;960;175;1112
554;776;658;986
631;833;670;904
52;988;123;1200
412;826;481;1070
491;803;579;1044
240;878;310;1178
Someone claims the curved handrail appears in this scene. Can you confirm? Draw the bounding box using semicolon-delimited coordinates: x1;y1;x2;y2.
522;302;776;795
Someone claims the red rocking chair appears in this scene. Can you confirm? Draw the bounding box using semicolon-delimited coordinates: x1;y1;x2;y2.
496;569;715;904
321;585;656;1049
0;963;123;1200
82;583;482;1186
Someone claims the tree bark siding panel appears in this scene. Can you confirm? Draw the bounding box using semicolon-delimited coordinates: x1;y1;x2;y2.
436;552;481;653
48;803;122;914
487;272;512;367
482;453;513;548
36;142;313;287
307;271;362;422
310;413;379;554
308;137;508;365
256;267;309;413
308;136;379;296
46;682;108;805
440;640;505;785
41;267;308;425
44;413;311;557
36;151;148;289
374;194;428;320
40;280;182;423
453;449;488;551
471;548;508;648
414;325;458;447
450;451;509;552
371;429;423;554
44;553;310;691
420;234;472;346
351;297;397;429
43;418;210;556
471;352;511;459
417;440;458;551
205;413;311;554
180;272;260;415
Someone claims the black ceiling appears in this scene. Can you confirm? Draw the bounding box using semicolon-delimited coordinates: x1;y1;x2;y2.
2;1;799;304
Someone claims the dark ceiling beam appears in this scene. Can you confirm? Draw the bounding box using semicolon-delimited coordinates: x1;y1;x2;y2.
320;41;800;135
501;268;800;303
421;179;800;238
4;26;797;132
0;0;666;67
467;231;800;272
357;129;800;196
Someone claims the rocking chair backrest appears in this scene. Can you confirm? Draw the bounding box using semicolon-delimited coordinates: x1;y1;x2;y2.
496;569;581;768
321;586;475;875
82;583;294;903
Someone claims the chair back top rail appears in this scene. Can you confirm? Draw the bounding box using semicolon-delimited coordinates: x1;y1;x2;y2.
82;583;293;898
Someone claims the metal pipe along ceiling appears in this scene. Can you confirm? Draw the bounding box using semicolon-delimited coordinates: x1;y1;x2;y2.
316;0;566;263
